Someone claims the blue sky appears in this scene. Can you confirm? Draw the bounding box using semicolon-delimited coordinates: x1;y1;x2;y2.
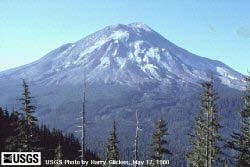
0;0;249;74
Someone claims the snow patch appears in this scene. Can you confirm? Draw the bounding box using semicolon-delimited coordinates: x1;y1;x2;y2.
216;67;237;80
129;23;152;32
78;38;107;60
110;30;129;40
100;57;110;67
116;57;126;69
134;40;146;56
64;62;71;68
145;48;160;62
128;52;142;63
142;64;160;79
76;30;129;63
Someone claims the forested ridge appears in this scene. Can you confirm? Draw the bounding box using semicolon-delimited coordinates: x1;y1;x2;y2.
0;73;249;167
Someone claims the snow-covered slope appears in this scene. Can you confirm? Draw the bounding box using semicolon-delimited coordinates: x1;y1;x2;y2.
0;23;244;89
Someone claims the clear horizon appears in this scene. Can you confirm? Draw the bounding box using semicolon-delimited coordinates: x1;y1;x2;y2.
0;0;249;74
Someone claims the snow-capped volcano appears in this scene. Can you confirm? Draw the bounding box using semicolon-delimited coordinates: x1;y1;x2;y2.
0;23;245;161
0;23;244;89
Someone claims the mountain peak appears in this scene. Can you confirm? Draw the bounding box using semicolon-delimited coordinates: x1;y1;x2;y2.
100;23;153;36
128;22;153;31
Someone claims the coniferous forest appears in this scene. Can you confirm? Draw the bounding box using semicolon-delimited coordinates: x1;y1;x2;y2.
0;80;100;167
0;74;249;167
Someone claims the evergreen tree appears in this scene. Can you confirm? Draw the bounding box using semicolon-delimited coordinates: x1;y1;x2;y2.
187;80;222;167
5;109;21;151
134;111;140;167
18;79;39;151
151;118;171;167
187;111;207;167
106;121;120;167
54;143;63;167
0;106;98;166
223;159;230;167
228;74;250;166
81;81;87;161
0;107;7;152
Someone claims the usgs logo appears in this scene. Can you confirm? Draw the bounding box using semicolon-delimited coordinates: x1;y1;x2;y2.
1;152;41;166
